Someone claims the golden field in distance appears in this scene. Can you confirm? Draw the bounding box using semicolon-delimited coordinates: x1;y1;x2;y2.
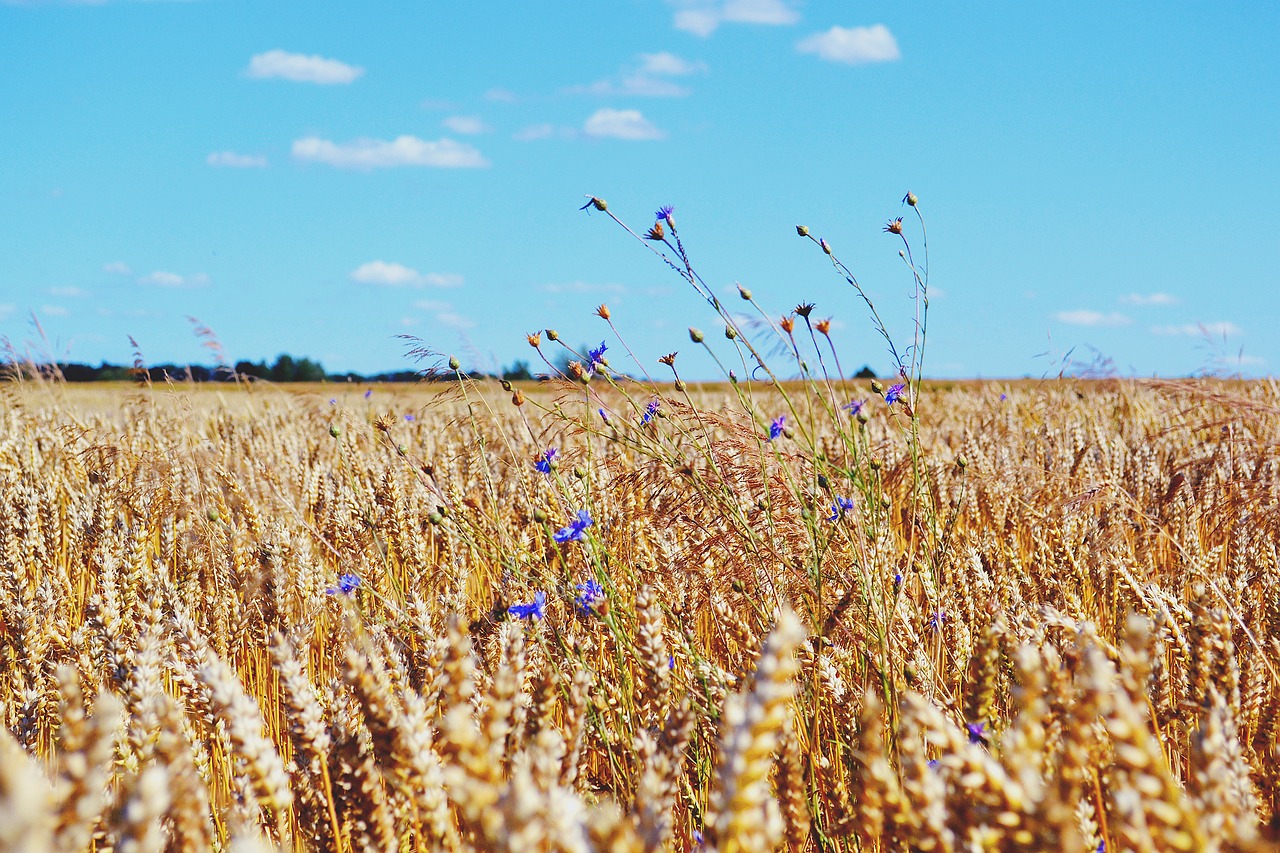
0;377;1277;852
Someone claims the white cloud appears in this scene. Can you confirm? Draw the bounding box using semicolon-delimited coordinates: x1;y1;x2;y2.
797;24;901;64
639;52;706;76
1119;292;1180;306
674;0;798;37
350;261;463;288
583;108;664;141
292;135;489;169
207;151;268;168
103;261;132;275
484;88;518;103
0;304;13;320
137;271;209;288
412;299;452;311
1053;310;1131;327
49;286;87;297
441;115;490;135
1152;321;1243;337
41;304;69;317
436;312;475;330
514;123;561;141
246;49;364;85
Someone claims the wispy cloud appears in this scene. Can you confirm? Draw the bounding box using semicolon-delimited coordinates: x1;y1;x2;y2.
484;88;518;103
103;261;132;275
350;261;463;288
673;0;799;37
0;304;13;320
41;304;69;317
435;311;475;330
206;151;268;168
583;108;664;141
49;286;88;298
514;123;566;142
246;49;364;85
1119;292;1180;306
292;135;489;169
796;24;900;64
406;299;475;330
441;115;490;135
1151;321;1243;337
1053;309;1131;327
569;51;706;98
138;271;209;288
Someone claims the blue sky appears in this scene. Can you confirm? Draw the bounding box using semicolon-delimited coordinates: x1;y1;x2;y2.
2;1;1277;379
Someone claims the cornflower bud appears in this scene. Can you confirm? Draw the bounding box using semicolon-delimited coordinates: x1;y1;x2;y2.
585;197;607;211
329;424;341;438
737;284;752;300
448;355;461;371
674;379;686;391
904;191;918;207
427;511;443;525
956;455;968;470
725;325;737;339
533;508;547;523
796;225;809;237
573;465;586;480
820;238;832;255
500;379;512;391
689;327;704;343
546;329;559;342
870;379;884;395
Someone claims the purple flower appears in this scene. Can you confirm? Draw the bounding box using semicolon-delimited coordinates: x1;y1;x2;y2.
966;722;988;745
508;590;546;621
535;447;557;474
574;578;605;615
655;204;674;223
364;389;372;399
999;393;1008;401
598;407;610;423
827;496;855;521
326;573;361;595
329;398;337;405
553;509;595;544
893;572;903;589
885;382;906;406
767;415;786;442
588;341;608;366
927;610;947;631
843;399;864;416
641;399;660;425
404;413;415;422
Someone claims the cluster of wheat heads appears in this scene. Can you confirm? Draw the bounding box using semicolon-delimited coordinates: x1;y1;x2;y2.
0;376;1277;852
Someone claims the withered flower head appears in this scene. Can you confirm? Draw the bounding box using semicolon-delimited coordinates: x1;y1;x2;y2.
566;361;585;380
511;390;525;406
595;304;611;320
658;352;677;366
794;302;815;318
527;332;542;347
645;221;665;241
779;314;796;334
373;413;395;433
883;217;904;235
814;317;832;335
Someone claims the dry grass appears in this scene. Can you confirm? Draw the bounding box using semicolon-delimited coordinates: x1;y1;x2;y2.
1;370;1278;852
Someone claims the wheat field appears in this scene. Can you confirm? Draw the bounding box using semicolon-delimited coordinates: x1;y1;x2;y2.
0;372;1276;853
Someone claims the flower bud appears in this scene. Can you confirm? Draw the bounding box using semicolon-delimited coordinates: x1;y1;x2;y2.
820;238;832;255
689;327;704;343
448;355;461;371
500;379;512;391
512;390;525;406
589;197;607;211
869;457;882;471
674;379;686;392
427;511;443;525
796;225;809;237
737;284;752;300
725;325;737;339
573;465;587;480
533;508;547;523
329;424;341;438
905;191;918;207
546;329;559;342
956;455;968;470
870;379;884;395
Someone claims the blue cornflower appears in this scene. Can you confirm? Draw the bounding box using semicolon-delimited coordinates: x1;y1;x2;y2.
364;389;372;399
508;590;546;621
641;399;660;425
404;413;415;422
598;407;610;423
587;341;608;366
553;509;594;544
885;382;906;406
326;573;361;595
574;578;605;615
999;393;1008;402
893;572;903;589
927;610;947;631
827;496;855;521
329;398;337;405
966;722;987;744
843;399;864;416
655;204;674;223
535;447;557;474
767;415;786;442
